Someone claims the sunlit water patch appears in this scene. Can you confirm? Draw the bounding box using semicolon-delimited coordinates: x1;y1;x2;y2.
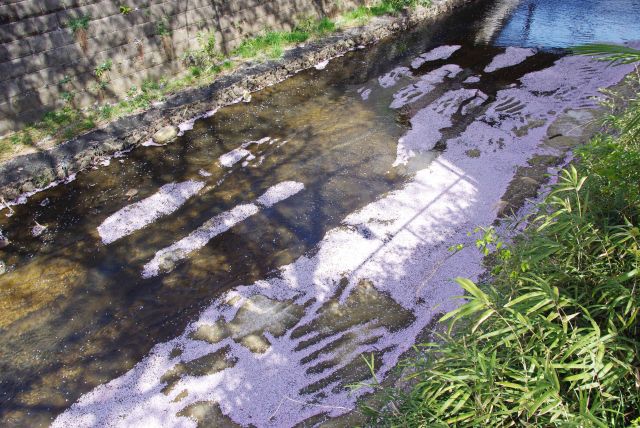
493;0;640;48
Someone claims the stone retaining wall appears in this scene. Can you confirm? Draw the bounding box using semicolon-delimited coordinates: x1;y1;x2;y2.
0;0;362;135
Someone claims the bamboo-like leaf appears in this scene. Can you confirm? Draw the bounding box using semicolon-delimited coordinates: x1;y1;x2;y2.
472;309;495;332
572;43;640;64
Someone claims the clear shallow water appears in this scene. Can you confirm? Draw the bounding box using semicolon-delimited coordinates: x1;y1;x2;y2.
493;0;640;48
0;0;637;425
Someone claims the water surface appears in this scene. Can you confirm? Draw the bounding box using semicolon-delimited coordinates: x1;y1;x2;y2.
0;0;638;425
493;0;640;47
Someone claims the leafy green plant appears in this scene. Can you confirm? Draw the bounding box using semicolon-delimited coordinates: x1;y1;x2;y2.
68;14;91;52
190;66;202;77
155;19;171;37
182;32;223;71
94;59;112;80
119;5;132;14
156;19;174;58
60;91;75;105
68;14;90;33
366;79;640;426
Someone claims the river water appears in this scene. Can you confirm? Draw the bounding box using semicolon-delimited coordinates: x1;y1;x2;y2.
0;0;638;426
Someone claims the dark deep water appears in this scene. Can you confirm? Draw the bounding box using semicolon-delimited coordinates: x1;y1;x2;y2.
0;0;638;425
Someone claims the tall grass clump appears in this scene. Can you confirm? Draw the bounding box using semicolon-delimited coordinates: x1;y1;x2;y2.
341;0;431;24
233;29;310;59
366;47;640;427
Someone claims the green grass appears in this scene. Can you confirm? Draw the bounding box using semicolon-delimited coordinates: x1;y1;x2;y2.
67;14;90;32
0;0;434;159
364;50;640;427
233;30;311;59
340;0;432;25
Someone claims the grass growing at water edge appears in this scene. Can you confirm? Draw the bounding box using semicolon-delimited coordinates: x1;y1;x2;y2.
361;47;640;427
339;0;432;25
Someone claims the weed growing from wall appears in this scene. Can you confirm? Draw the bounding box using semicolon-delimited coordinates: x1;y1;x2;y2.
68;15;91;53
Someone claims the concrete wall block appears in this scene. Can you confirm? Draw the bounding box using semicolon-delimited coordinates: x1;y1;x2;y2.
26;29;77;55
169;12;188;31
221;0;265;16
42;0;67;14
139;21;159;38
170;27;190;46
142;46;169;68
186;18;220;37
109;73;140;96
0;99;15;118
87;14;133;39
0;39;33;62
23;13;63;37
120;9;153;27
0;57;27;82
20;69;49;93
58;1;120;23
14;0;46;20
148;2;183;20
185;5;218;25
11;90;44;114
187;0;214;11
84;30;130;57
172;40;190;59
106;44;135;67
65;70;97;92
0;16;47;44
110;57;136;80
34;84;67;107
53;28;77;46
0;117;14;136
185;18;222;36
129;0;152;10
0;78;25;103
119;41;145;62
0;6;18;25
41;44;84;70
120;22;145;42
140;59;181;80
73;90;95;109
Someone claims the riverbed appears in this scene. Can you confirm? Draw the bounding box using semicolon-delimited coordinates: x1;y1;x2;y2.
1;0;639;426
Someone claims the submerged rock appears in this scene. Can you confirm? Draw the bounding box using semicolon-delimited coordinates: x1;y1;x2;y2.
152;125;178;144
125;188;138;199
32;222;47;237
0;232;9;249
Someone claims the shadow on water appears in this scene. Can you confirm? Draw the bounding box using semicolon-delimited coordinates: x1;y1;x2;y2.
1;0;637;424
